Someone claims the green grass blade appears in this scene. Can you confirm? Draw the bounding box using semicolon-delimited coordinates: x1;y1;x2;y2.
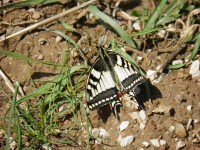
189;33;200;61
87;5;136;48
60;21;80;33
0;0;59;10
156;0;185;25
50;30;78;48
143;0;167;31
6;85;19;150
131;28;162;36
0;50;62;66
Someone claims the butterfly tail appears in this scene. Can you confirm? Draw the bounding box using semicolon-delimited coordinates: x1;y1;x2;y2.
110;100;121;120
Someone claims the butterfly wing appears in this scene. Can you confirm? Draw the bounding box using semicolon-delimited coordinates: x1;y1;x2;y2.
85;57;120;110
109;53;146;108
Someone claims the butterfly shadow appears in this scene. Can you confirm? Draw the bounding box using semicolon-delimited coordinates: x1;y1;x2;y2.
97;105;117;123
137;81;163;104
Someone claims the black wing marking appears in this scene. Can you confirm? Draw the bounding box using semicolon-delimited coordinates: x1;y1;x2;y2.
86;57;120;110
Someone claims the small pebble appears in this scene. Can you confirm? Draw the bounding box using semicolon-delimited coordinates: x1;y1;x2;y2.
42;144;52;150
176;140;185;150
119;121;129;132
139;110;146;122
55;36;62;42
37;54;44;60
9;137;17;150
168;125;175;133
0;129;5;138
189;60;200;79
39;38;47;45
32;11;40;19
152;105;175;116
139;123;146;129
172;60;183;65
194;119;199;124
137;56;143;61
160;139;167;146
142;141;149;147
132;20;141;31
92;128;100;137
186;105;193;111
150;139;160;147
175;94;185;104
99;128;109;139
192;138;200;144
25;142;30;147
175;123;187;138
119;135;134;147
157;29;166;38
71;50;78;57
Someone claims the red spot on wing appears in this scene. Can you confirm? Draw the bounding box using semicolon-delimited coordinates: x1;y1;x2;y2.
117;92;123;98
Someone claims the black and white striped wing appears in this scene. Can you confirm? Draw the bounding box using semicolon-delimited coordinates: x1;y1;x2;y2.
113;54;145;93
85;57;120;110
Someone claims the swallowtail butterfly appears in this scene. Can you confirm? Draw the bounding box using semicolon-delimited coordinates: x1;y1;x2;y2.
85;46;146;118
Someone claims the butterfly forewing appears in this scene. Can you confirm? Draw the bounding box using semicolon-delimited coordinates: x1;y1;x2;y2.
86;57;119;110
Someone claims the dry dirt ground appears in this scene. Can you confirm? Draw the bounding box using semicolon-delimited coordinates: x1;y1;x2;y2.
0;0;200;149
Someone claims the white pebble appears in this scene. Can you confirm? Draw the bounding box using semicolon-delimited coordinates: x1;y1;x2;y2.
194;119;199;123
42;144;52;150
157;29;166;38
142;141;150;147
172;60;183;65
55;36;62;42
139;123;146;129
189;60;200;79
176;140;186;150
99;128;109;138
150;139;160;147
186;105;193;111
119;135;135;147
37;54;44;60
92;128;100;137
137;56;143;61
169;125;175;133
9;137;17;150
139;110;146;122
132;21;141;31
119;121;129;132
160;139;167;146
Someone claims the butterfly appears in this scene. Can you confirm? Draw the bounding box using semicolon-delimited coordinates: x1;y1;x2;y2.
85;46;146;118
